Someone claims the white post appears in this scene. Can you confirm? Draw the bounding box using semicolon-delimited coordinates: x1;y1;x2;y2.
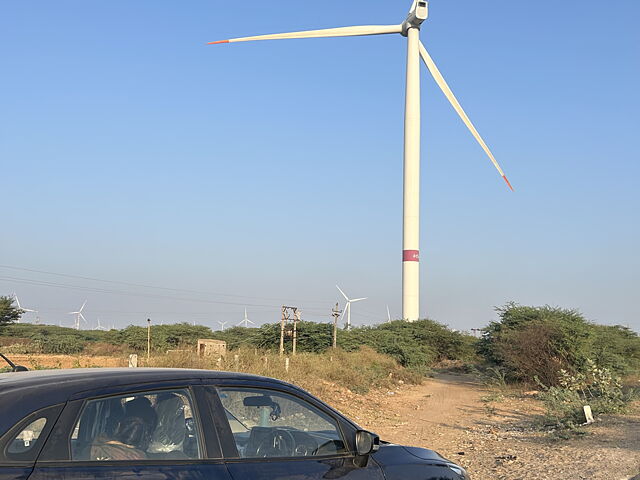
128;354;138;368
402;26;421;322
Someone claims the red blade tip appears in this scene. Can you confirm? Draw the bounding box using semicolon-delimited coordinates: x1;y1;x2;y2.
207;40;229;45
503;175;514;191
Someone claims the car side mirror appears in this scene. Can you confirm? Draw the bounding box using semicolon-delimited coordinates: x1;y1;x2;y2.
355;430;380;456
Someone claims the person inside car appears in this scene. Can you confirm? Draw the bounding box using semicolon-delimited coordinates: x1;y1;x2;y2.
89;397;157;461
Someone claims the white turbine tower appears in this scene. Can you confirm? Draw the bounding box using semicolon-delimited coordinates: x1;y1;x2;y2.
336;285;367;331
219;321;228;331
237;308;255;328
209;1;512;321
69;301;87;330
386;305;392;323
12;294;37;323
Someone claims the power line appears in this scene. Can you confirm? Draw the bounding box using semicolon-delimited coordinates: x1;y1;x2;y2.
0;275;283;308
0;275;342;316
0;264;329;305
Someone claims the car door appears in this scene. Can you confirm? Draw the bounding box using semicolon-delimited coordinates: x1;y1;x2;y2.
27;384;232;480
204;382;385;480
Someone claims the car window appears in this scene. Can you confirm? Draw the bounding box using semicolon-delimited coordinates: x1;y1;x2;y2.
7;418;47;455
71;389;201;461
218;387;346;458
0;404;64;464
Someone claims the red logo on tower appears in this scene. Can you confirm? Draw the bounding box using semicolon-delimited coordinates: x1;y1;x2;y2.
403;250;420;262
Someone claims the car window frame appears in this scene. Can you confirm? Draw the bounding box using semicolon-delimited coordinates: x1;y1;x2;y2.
0;404;64;465
37;384;222;465
206;381;356;461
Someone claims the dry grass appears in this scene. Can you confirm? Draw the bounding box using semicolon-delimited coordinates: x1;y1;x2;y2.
5;347;423;407
147;346;423;397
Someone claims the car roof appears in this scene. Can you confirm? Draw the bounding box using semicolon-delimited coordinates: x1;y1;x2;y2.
0;368;287;437
0;367;273;390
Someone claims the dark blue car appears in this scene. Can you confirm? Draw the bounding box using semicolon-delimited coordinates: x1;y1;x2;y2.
0;368;469;479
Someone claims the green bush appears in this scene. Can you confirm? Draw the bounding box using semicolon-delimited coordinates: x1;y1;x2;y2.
590;325;640;376
479;303;592;385
338;319;475;372
32;334;84;354
538;360;632;429
112;323;215;352
480;303;640;385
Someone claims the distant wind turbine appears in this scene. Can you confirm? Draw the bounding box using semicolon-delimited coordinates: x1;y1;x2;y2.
386;305;392;323
336;285;367;331
69;301;88;330
12;294;37;323
94;318;107;331
219;321;228;331
237;308;255;328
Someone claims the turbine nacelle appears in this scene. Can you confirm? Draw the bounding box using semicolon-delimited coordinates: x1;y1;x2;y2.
403;0;428;34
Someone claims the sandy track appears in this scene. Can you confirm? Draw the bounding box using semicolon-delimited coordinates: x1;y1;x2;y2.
352;373;640;480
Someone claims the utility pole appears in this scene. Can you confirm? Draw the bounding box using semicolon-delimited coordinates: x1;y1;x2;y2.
146;318;151;361
331;303;342;349
280;306;299;356
293;309;300;355
280;307;287;356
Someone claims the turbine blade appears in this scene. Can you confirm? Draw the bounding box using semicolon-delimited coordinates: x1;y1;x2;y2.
336;285;349;301
351;297;367;302
79;300;87;312
208;24;402;45
340;304;348;322
419;42;513;191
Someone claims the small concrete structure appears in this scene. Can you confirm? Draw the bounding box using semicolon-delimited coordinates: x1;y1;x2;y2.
197;339;226;357
128;354;138;368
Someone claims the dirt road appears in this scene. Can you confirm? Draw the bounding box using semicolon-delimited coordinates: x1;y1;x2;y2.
344;373;640;480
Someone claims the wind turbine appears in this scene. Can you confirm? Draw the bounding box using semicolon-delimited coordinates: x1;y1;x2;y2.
69;301;88;330
336;285;367;331
219;320;228;331
386;305;392;323
94;318;107;331
237;308;255;328
12;294;37;323
208;1;512;321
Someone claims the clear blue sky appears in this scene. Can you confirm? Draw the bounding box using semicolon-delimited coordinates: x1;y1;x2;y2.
1;1;639;331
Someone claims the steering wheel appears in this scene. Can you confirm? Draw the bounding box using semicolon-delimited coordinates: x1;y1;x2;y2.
254;429;296;457
313;440;340;456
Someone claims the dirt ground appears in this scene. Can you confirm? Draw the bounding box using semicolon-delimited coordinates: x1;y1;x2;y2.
333;373;640;480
